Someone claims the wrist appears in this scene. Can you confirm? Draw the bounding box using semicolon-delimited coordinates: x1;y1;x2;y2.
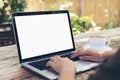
61;66;76;74
100;50;116;61
59;67;76;80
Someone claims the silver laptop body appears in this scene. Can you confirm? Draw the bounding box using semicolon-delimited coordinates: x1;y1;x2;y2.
12;10;100;80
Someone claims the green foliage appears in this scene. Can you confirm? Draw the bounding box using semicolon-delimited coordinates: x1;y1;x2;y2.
0;0;26;24
104;22;115;29
51;0;94;35
70;14;93;35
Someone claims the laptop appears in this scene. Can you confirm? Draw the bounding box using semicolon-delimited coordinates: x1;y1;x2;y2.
12;10;100;80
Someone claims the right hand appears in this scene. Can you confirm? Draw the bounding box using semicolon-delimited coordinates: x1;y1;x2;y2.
71;49;108;61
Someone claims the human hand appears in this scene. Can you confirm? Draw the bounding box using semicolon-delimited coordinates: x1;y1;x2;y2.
71;49;107;61
46;55;76;74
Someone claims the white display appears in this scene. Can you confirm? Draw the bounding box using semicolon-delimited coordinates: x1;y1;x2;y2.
15;13;73;59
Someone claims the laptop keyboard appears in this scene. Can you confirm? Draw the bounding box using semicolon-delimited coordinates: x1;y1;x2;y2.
28;59;49;70
28;53;80;70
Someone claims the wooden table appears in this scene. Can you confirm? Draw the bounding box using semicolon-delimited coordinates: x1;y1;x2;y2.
0;45;95;80
0;28;120;80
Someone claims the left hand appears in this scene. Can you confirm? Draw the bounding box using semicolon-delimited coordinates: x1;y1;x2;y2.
46;55;76;74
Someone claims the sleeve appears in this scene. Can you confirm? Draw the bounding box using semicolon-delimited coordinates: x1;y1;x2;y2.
88;48;120;80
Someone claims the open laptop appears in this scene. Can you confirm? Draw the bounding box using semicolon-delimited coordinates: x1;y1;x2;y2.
12;10;100;80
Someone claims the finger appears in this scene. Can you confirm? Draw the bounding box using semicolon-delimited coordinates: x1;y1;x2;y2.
71;49;87;58
80;56;93;61
54;55;61;58
64;57;70;60
71;51;81;58
50;56;57;61
71;52;78;58
50;56;63;63
54;55;63;60
46;61;55;67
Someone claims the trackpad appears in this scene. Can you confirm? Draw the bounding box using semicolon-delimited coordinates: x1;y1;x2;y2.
75;60;100;72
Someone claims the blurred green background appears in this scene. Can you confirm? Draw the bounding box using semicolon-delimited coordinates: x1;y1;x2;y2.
0;0;120;35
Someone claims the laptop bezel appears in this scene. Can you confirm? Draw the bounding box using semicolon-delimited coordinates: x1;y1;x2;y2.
12;10;76;63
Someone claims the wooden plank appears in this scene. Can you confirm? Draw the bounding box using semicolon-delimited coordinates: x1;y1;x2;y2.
0;65;32;80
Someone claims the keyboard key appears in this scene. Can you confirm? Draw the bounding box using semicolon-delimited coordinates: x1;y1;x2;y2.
61;53;80;61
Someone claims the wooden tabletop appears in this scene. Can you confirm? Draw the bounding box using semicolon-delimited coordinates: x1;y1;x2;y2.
0;43;119;80
0;45;96;80
0;28;120;80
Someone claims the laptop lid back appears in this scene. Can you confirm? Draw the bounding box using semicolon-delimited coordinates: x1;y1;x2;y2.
12;10;75;63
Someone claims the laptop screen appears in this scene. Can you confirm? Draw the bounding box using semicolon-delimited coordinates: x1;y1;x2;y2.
12;10;75;60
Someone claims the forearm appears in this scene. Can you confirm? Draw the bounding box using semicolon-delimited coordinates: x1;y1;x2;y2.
88;48;120;80
102;50;117;61
58;69;76;80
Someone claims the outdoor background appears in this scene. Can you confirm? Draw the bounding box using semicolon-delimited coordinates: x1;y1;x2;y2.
0;0;120;35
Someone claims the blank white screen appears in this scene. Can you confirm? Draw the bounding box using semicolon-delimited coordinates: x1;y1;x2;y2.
15;13;73;59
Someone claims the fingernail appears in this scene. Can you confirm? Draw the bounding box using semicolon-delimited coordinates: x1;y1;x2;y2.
71;55;74;58
80;57;83;60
